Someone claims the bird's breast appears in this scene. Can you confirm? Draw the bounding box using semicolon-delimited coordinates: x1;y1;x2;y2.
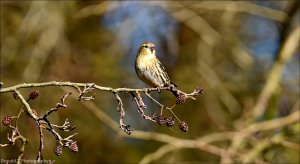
136;55;157;68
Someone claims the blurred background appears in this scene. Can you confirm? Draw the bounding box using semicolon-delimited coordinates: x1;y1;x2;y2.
1;1;299;163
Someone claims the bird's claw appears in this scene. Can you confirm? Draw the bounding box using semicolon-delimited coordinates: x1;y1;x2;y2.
156;87;162;93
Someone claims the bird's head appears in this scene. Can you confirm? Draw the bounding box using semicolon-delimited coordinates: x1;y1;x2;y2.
138;42;156;57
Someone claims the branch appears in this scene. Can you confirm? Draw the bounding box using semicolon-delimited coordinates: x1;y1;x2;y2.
65;86;231;157
1;107;28;164
36;122;44;162
189;1;287;22
64;86;298;163
14;90;38;120
1;81;203;134
114;92;133;135
41;92;72;119
253;26;300;119
131;92;156;122
244;110;299;134
1;81;203;162
0;81;179;93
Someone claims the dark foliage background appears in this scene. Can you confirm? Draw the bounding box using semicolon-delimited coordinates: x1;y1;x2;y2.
1;1;299;163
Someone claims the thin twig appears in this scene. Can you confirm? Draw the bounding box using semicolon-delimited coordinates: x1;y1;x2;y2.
114;93;133;135
14;90;38;120
36;122;44;162
41;92;72;119
17;136;27;164
0;81;171;93
131;91;155;122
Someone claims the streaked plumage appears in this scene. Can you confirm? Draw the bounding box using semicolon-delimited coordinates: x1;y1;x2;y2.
135;42;177;88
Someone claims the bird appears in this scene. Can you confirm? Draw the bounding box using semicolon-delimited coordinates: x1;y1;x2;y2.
135;42;177;94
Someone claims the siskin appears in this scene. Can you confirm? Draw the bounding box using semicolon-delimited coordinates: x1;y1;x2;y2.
135;42;177;93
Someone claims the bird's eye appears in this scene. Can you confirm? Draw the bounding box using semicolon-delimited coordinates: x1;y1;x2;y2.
144;45;149;48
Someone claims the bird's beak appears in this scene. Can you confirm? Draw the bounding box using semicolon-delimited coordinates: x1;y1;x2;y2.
150;47;155;53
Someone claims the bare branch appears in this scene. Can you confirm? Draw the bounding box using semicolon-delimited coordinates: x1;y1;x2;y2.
1;81;203;161
51;119;75;132
0;81;173;93
253;27;300;119
14;90;38;120
114;93;133;135
78;83;96;101
190;1;287;22
36;122;44;162
41;92;72;119
131;92;155;122
244;110;299;134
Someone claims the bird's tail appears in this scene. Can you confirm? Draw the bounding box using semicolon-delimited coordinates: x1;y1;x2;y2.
170;82;179;97
171;90;179;97
170;86;187;104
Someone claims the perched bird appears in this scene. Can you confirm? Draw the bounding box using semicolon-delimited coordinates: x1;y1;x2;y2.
135;42;177;91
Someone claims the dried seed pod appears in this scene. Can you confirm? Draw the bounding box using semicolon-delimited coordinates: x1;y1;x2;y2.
156;115;166;126
2;116;12;126
12;92;18;100
54;145;63;156
176;93;187;105
166;117;175;127
68;142;78;153
179;121;188;132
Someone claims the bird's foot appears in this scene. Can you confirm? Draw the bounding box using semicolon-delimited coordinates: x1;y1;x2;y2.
156;87;162;93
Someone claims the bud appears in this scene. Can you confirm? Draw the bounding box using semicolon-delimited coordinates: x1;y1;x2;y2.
29;90;39;100
12;92;18;100
179;122;188;132
2;116;12;126
54;145;62;156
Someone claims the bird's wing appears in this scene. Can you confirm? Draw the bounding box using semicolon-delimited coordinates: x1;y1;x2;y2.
157;60;177;87
156;60;176;86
